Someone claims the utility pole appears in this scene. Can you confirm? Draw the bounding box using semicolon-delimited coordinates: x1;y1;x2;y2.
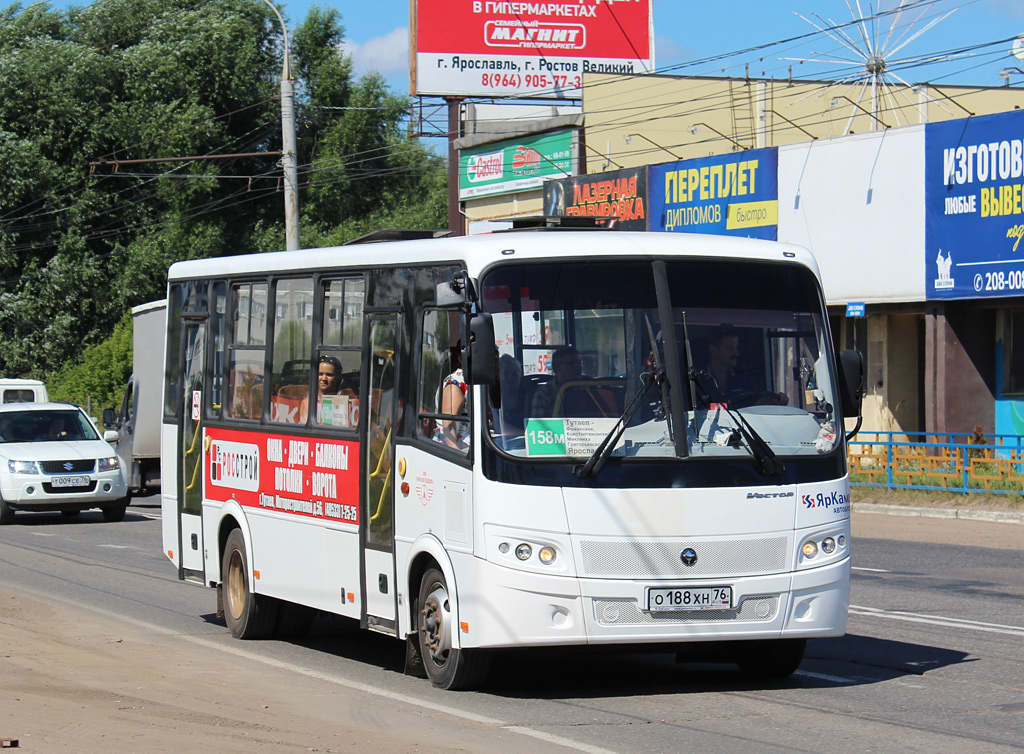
263;0;300;250
446;97;464;237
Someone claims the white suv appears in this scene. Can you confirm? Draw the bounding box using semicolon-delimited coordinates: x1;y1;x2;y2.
0;403;129;524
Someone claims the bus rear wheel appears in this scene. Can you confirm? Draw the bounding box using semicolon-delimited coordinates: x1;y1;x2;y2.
222;529;278;639
416;567;490;690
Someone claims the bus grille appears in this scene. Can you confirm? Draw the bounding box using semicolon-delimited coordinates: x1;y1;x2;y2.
593;596;779;626
578;536;788;578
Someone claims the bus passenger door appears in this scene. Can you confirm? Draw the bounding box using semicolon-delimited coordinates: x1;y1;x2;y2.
178;319;206;579
363;314;399;632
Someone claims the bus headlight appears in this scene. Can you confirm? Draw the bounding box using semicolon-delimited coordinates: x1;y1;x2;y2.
821;536;837;554
801;541;818;558
515;543;532;561
538;546;557;565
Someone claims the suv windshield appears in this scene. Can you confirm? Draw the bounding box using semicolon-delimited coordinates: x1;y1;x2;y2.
0;409;99;443
481;258;838;463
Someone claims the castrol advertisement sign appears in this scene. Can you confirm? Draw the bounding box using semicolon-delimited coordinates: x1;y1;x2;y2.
206;428;361;525
412;0;654;98
459;128;574;198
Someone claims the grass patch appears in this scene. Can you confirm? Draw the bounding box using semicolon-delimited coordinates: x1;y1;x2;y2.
851;484;1024;511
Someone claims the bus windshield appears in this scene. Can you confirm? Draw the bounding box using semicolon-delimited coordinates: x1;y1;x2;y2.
481;258;839;463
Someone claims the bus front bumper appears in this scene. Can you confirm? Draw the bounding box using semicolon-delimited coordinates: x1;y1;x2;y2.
456;556;849;650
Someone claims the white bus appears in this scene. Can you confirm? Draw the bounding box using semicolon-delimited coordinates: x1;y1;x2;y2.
161;228;863;689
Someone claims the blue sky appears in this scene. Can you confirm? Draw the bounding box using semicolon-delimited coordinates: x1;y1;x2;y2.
288;0;1024;93
39;0;1024;93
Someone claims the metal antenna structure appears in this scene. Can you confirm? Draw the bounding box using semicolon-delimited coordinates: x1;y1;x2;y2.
783;0;967;133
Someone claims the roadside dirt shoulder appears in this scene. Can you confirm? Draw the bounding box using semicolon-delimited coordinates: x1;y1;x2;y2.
0;589;461;754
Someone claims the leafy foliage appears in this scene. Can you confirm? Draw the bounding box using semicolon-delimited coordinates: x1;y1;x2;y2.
0;0;446;400
48;311;132;412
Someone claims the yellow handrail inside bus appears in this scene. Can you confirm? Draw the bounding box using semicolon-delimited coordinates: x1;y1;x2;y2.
370;468;391;522
369;425;392;521
370;426;391;479
184;417;202;458
185;422;203;491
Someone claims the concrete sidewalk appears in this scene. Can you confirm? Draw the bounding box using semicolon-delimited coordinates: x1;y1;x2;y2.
854;502;1024;525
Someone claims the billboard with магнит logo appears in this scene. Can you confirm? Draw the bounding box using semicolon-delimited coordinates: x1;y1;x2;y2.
412;0;653;99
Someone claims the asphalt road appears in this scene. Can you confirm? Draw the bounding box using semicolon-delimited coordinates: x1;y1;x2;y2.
1;500;1021;754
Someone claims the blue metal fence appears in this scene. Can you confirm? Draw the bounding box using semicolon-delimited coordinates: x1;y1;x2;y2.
848;432;1024;495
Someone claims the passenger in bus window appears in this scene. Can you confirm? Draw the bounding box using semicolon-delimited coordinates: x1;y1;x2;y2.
434;346;469;449
530;346;616;418
299;355;342;424
493;354;524;440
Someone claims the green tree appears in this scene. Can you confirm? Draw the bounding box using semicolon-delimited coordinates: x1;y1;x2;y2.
0;0;446;387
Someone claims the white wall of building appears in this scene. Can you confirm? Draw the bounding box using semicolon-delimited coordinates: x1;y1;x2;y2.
778;126;925;305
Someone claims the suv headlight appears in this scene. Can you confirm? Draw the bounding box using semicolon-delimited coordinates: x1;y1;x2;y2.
97;457;119;472
8;460;39;474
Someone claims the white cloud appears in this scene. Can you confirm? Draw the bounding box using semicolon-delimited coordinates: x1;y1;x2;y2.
342;26;410;77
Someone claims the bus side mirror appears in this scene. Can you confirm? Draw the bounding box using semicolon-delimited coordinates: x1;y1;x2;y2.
468;312;498;386
838;350;865;419
435;270;478;307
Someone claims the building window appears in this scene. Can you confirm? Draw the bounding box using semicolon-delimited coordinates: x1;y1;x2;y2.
1004;309;1024;394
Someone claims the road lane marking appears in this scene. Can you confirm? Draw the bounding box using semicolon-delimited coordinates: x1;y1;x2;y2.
11;586;623;754
793;670;856;684
851;566;890;573
850;605;1024;637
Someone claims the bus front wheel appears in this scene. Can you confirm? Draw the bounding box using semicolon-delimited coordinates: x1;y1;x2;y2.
736;638;806;678
416;568;490;690
222;529;278;639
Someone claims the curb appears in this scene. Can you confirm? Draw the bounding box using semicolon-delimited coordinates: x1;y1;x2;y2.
853;502;1024;525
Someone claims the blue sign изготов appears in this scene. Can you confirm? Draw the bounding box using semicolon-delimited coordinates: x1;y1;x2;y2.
926;110;1024;300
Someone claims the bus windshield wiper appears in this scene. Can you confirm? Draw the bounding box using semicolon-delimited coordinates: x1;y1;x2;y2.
689;369;785;477
574;369;663;479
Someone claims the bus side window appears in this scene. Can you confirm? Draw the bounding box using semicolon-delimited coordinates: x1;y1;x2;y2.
227;282;268;421
419;309;468;454
315;277;364;429
268;277;314;425
207;282;226;419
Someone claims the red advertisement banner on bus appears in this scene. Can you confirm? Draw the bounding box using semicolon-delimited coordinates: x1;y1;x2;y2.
413;0;653;98
205;427;361;525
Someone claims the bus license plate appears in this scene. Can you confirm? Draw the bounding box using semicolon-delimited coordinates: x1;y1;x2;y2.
647;586;732;612
51;475;91;488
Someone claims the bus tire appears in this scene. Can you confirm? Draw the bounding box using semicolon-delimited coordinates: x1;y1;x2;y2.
222;529;278;639
274;600;316;640
736;638;806;678
416;567;490;690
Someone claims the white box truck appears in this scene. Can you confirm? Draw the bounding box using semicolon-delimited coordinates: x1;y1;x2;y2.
104;300;166;494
